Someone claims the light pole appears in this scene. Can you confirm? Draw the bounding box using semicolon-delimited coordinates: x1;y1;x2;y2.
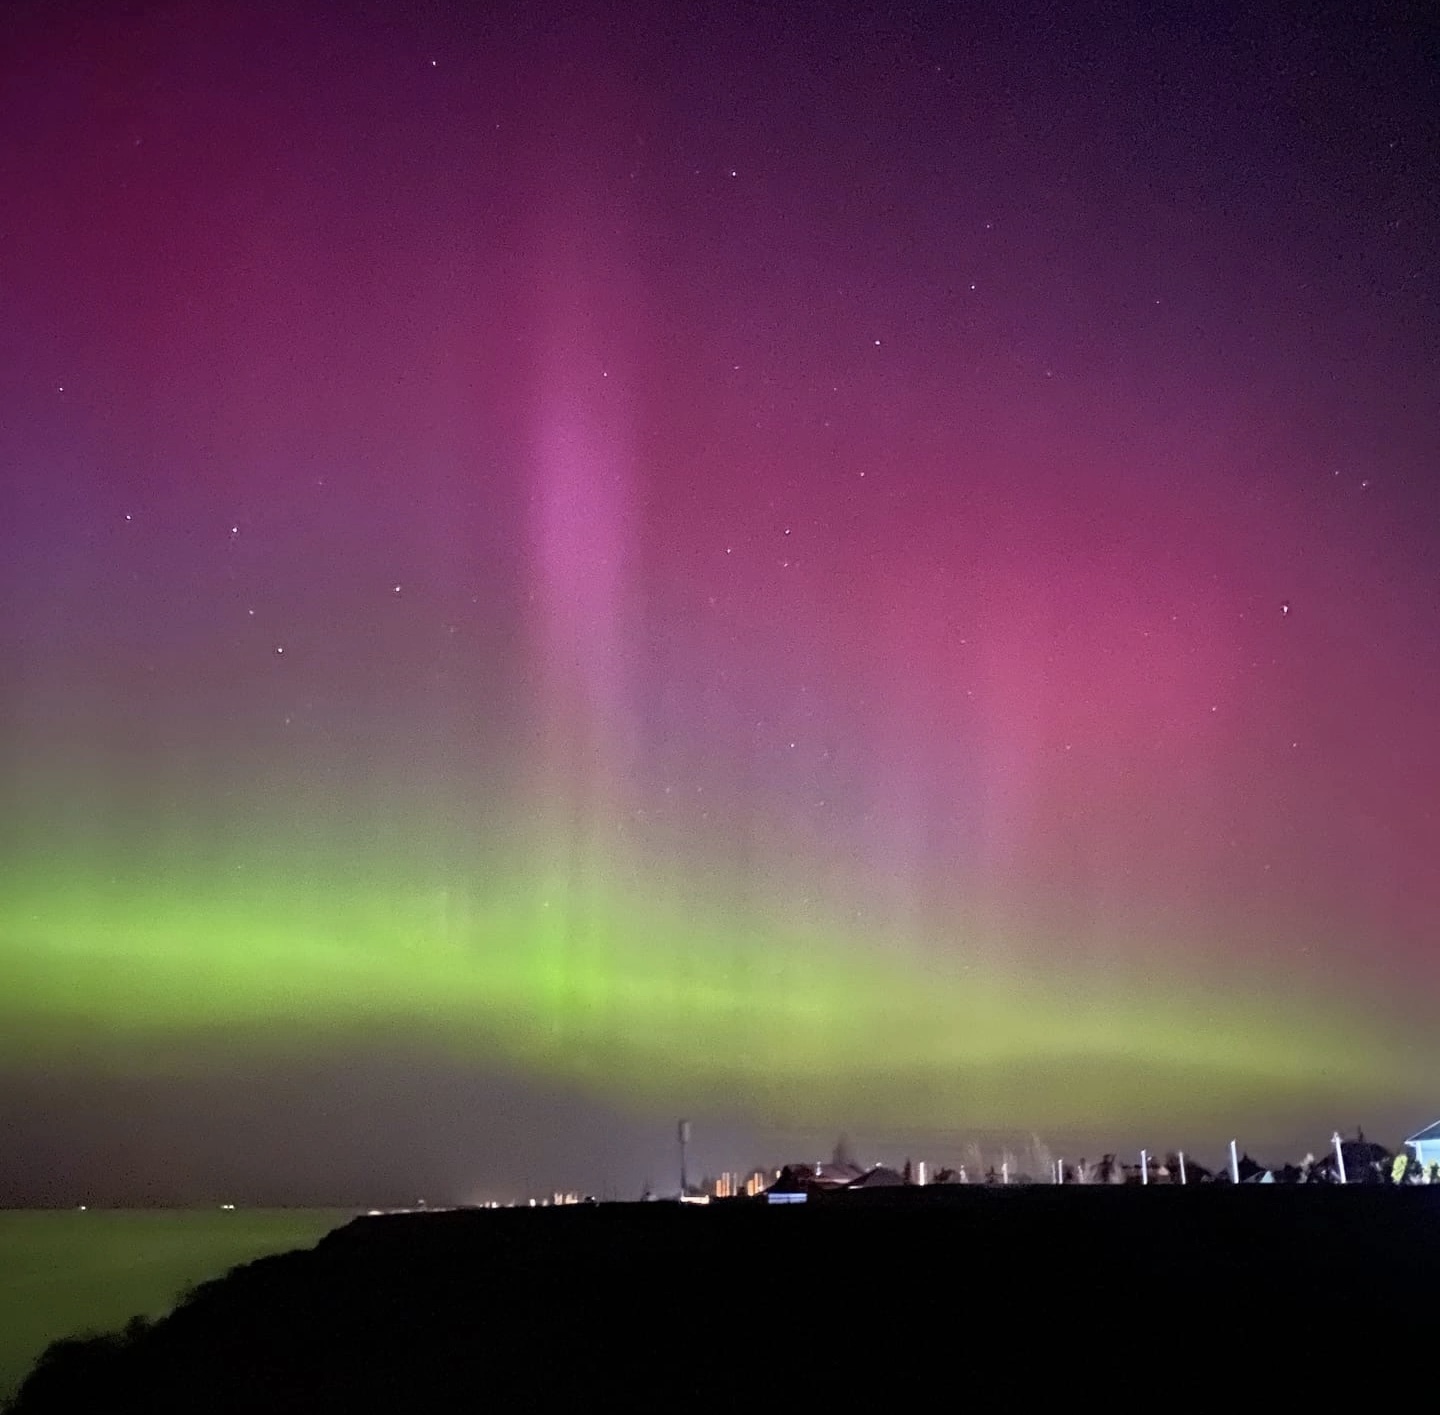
678;1119;691;1198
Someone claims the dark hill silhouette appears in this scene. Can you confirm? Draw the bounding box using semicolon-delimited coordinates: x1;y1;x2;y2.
9;1188;1440;1411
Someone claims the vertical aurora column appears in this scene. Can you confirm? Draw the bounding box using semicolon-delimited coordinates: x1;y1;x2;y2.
521;169;643;1040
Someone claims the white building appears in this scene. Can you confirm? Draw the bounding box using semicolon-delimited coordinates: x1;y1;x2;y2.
1404;1121;1440;1171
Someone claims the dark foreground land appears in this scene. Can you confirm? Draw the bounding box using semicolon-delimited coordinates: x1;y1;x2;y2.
0;1208;350;1401
9;1186;1438;1411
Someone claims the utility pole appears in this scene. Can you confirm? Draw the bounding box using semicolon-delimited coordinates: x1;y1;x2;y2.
1178;1150;1187;1186
1140;1149;1148;1185
678;1119;691;1198
1332;1131;1348;1185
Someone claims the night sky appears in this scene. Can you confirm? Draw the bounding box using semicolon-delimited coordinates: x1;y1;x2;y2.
3;0;1439;1204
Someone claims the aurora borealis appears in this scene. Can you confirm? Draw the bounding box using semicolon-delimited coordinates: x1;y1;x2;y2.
3;1;1439;1201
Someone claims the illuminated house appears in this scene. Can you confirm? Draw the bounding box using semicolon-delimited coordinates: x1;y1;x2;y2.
766;1161;906;1195
1404;1121;1440;1171
846;1165;906;1189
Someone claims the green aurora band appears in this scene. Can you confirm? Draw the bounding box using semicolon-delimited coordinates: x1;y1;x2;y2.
1;853;1423;1134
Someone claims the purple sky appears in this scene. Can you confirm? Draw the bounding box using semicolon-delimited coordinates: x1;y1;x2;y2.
2;0;1438;1202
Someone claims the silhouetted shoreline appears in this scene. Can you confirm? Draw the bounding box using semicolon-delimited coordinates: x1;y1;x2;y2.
9;1187;1438;1411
